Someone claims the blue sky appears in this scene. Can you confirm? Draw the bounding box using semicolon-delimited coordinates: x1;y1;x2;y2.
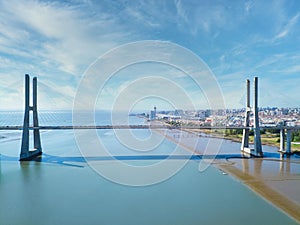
0;0;299;111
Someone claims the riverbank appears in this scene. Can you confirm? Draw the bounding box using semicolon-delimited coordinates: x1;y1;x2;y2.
182;128;300;152
151;121;300;224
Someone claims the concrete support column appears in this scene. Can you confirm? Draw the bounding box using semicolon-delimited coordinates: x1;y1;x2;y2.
20;74;30;159
33;77;42;152
286;129;292;155
253;77;263;156
241;79;250;150
20;75;42;161
280;129;285;152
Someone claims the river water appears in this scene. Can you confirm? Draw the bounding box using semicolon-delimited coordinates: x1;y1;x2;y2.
0;111;298;225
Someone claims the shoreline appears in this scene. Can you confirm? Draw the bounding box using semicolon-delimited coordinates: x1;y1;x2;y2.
151;122;300;224
183;128;300;152
218;162;300;223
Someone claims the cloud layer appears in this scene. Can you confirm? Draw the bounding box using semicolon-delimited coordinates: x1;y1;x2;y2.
0;0;299;110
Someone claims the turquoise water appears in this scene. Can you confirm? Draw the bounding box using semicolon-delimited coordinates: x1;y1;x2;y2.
0;111;299;225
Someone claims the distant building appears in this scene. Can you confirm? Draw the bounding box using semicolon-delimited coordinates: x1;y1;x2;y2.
149;106;157;120
174;109;184;116
205;117;212;125
205;109;212;117
196;110;206;120
281;108;289;115
149;111;155;120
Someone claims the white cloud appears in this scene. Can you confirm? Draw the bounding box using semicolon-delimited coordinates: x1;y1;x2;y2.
273;12;300;41
0;0;136;110
0;0;299;111
254;54;287;69
245;1;254;13
1;0;131;76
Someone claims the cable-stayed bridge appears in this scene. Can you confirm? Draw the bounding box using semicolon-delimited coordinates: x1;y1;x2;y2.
0;75;299;160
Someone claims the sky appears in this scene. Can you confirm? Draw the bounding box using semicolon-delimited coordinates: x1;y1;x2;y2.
0;0;299;111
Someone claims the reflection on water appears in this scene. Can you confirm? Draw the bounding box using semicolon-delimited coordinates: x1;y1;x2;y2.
236;155;300;177
1;111;300;224
1;136;299;225
229;154;300;211
1;158;299;225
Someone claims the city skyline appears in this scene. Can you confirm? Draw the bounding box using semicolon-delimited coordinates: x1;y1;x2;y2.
0;0;299;110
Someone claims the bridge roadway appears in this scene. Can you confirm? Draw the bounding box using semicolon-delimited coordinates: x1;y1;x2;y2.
0;125;299;130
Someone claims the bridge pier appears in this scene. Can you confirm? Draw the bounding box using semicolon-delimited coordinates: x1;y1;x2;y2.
20;74;42;161
241;77;263;157
279;128;293;156
286;129;292;155
280;129;285;152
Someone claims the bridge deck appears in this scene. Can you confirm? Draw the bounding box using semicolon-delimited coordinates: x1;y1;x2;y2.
0;125;299;130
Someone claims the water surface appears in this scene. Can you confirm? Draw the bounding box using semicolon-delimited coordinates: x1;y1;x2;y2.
0;111;298;225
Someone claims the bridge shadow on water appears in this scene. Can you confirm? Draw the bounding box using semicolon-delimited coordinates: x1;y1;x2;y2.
0;153;255;167
1;151;296;168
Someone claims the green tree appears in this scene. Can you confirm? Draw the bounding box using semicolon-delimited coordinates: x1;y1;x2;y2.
292;131;300;142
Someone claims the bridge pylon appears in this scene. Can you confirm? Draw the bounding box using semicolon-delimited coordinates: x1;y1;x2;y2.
20;74;42;161
279;127;292;156
241;77;263;157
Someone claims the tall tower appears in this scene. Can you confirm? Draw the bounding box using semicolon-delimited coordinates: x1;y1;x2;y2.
241;77;263;157
253;77;263;156
20;74;42;161
241;79;250;150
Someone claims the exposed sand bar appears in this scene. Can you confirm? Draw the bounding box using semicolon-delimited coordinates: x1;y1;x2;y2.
219;163;300;223
153;126;300;224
